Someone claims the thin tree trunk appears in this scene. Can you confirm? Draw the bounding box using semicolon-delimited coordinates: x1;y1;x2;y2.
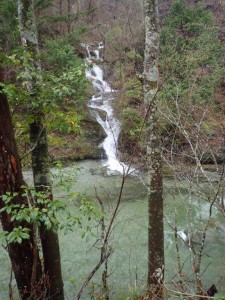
17;1;64;298
143;0;164;298
30;120;64;299
59;0;63;33
0;68;42;299
67;0;71;33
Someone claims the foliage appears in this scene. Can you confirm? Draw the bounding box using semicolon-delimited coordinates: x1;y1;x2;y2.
0;190;66;234
113;53;144;153
34;0;53;10
44;36;83;69
106;26;123;43
45;64;89;110
63;197;104;239
47;110;82;134
0;226;30;244
159;0;224;106
105;25;129;62
0;161;100;244
125;49;142;62
215;294;225;300
125;77;143;102
52;161;79;193
51;163;105;238
166;0;213;34
1;48;89;139
158;0;225;151
45;12;79;28
0;81;27;106
0;164;104;243
0;0;18;51
120;107;143;144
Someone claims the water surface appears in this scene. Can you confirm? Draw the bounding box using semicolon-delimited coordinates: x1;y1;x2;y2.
0;160;224;299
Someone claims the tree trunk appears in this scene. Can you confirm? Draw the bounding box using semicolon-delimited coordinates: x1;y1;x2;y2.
17;1;64;298
143;0;164;298
59;0;63;32
0;68;41;299
30;120;64;299
66;0;71;33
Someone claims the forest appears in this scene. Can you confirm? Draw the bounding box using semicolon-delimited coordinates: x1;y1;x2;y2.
0;0;225;299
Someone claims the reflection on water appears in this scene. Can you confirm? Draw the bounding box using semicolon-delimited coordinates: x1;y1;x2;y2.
0;160;225;299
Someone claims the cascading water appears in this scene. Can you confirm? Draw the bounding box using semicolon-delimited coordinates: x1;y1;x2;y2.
82;43;132;175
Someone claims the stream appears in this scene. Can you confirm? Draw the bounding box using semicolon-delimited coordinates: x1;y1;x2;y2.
0;160;225;299
57;164;225;299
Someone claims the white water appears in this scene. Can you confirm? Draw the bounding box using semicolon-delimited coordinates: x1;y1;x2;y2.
83;43;133;175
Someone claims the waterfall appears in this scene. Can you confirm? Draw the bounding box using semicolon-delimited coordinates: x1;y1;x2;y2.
82;42;133;175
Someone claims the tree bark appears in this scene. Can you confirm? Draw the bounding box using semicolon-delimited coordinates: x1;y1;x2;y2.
30;120;64;300
17;1;64;298
0;68;41;299
143;0;164;297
